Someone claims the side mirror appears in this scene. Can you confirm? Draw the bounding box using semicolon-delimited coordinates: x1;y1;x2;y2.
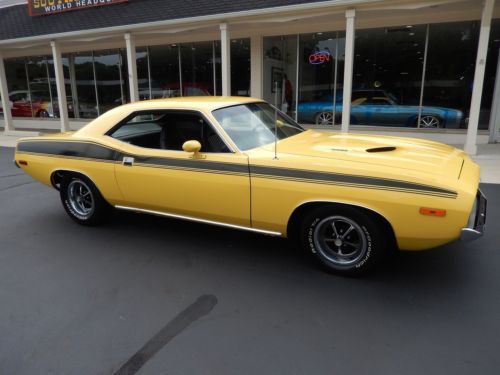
182;140;203;158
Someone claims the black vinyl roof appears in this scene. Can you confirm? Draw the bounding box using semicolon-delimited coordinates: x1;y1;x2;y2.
0;0;329;41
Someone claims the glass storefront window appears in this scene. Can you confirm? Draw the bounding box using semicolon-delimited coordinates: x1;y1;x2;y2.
350;25;427;127
214;41;222;96
180;41;215;96
4;56;59;118
149;44;181;98
296;32;345;125
93;49;126;114
136;47;151;100
71;51;98;119
231;38;250;97
46;56;75;119
5;58;32;118
263;35;297;116
134;39;247;102
25;56;55;118
481;19;500;130
423;22;479;129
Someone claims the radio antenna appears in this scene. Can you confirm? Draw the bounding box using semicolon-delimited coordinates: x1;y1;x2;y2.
274;80;279;160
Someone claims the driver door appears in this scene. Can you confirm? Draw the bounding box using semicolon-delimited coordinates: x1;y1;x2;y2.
109;110;250;227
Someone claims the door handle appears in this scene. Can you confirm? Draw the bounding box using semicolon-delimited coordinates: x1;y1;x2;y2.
122;156;134;167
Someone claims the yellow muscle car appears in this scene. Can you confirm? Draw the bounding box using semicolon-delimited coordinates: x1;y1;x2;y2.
14;97;486;276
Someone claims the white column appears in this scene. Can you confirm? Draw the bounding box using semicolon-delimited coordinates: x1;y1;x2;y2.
250;35;263;99
465;0;495;154
50;41;70;132
124;33;139;102
220;23;231;96
341;9;356;133
0;53;13;132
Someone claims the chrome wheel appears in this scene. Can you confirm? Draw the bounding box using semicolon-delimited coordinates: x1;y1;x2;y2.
315;112;334;125
419;115;441;128
313;215;367;266
67;179;94;219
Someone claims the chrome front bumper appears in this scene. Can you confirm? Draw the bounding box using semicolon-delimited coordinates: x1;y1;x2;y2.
460;189;487;242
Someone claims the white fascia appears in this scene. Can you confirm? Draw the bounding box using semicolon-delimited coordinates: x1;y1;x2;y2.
0;0;386;46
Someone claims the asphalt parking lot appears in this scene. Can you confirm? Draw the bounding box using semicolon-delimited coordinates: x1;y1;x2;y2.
1;146;499;375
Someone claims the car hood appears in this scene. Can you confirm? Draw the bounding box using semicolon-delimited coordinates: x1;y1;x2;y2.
261;130;465;179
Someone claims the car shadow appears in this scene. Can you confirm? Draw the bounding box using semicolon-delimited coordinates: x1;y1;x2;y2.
108;209;477;288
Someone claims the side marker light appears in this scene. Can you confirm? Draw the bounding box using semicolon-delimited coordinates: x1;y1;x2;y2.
419;207;446;217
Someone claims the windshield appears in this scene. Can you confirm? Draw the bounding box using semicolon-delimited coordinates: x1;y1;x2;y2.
212;102;304;151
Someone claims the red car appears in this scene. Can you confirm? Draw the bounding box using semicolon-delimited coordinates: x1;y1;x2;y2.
1;90;54;118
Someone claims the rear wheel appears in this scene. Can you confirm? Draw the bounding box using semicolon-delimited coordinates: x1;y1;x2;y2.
60;174;111;225
300;205;387;276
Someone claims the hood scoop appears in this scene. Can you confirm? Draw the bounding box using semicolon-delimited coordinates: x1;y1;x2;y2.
366;146;396;153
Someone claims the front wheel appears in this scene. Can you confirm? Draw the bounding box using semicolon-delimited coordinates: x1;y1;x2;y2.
315;111;334;125
60;174;111;225
300;206;387;276
418;115;442;128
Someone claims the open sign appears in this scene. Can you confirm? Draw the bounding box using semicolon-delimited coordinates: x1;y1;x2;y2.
309;51;331;65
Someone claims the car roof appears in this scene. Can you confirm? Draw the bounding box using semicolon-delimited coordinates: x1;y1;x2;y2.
75;96;264;137
141;96;262;110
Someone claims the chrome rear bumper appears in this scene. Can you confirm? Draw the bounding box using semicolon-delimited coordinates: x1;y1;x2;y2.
460;189;487;242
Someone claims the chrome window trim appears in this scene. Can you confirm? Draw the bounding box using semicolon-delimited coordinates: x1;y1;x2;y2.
106;108;237;154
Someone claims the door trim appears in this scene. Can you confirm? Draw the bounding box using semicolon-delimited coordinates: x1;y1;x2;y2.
115;205;282;237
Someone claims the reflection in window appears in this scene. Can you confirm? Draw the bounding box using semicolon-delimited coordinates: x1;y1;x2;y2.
424;22;478;129
482;19;500;129
148;44;181;98
352;25;427;127
136;47;151;100
181;42;215;96
263;35;297;117
231;38;250;97
94;49;126;114
4;56;58;118
72;51;98;119
26;56;55;118
296;32;345;125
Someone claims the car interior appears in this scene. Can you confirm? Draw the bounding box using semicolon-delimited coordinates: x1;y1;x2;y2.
108;111;230;153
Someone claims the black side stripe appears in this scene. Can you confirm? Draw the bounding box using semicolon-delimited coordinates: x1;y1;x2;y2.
250;165;457;197
17;140;119;161
133;156;249;174
17;140;457;198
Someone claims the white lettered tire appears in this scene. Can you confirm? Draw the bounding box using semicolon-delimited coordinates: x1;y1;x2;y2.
300;205;387;276
60;174;111;226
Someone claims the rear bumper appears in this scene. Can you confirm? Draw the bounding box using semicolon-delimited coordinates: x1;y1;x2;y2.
460;189;487;242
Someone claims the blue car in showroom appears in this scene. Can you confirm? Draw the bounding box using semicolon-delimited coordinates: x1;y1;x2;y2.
297;90;463;128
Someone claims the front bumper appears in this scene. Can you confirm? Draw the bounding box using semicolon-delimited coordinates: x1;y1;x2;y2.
460;189;487;242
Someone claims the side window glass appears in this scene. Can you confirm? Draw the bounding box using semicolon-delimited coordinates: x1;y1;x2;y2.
109;111;164;148
160;113;230;153
108;111;230;153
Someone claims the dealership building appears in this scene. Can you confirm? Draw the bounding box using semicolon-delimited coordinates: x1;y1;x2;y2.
0;0;498;153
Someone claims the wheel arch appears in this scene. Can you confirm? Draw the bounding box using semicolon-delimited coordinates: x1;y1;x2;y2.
50;169;96;191
287;200;397;249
